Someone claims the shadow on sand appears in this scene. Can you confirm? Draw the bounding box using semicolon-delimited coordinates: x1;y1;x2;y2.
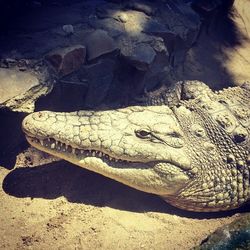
3;161;250;219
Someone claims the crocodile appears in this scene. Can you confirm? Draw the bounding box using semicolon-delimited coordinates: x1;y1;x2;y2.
22;81;250;212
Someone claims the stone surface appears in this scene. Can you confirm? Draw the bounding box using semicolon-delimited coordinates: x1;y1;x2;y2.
81;59;116;107
85;29;118;61
122;43;156;71
45;45;86;77
195;214;250;249
0;58;54;113
62;24;74;35
89;18;125;38
126;1;157;16
0;68;39;104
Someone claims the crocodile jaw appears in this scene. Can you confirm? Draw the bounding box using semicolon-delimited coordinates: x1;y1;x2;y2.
22;108;191;196
25;134;190;196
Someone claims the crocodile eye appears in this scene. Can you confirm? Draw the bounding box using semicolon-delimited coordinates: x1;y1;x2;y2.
135;129;151;139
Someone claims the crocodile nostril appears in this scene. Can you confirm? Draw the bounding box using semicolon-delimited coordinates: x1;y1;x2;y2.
32;111;49;121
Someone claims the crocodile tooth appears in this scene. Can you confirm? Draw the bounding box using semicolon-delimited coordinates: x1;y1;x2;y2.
81;150;84;154
92;151;96;156
51;143;55;149
40;140;44;146
99;152;102;157
72;148;75;154
67;146;72;153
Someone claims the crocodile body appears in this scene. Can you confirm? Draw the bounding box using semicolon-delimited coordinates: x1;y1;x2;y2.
22;81;250;212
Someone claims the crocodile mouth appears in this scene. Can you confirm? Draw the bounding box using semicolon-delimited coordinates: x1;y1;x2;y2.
25;135;141;166
25;135;191;173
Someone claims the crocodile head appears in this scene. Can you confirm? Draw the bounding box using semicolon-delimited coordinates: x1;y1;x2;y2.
22;103;250;212
22;106;191;194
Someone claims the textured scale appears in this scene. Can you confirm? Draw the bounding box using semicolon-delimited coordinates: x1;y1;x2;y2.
168;81;250;211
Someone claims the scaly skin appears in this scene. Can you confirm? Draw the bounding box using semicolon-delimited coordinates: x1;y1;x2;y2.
22;81;250;212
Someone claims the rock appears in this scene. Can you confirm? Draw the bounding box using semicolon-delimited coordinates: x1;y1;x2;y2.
117;12;128;23
122;43;156;71
142;52;171;91
144;19;172;36
85;30;118;61
160;1;200;46
126;2;156;16
95;4;128;24
0;68;52;113
45;45;86;77
142;2;200;69
0;68;39;104
122;10;148;36
195;214;250;250
89;17;125;38
62;24;74;35
95;3;117;19
81;59;116;107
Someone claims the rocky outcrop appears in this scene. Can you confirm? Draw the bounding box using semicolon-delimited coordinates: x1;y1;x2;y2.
0;63;53;113
85;30;117;61
195;214;250;249
45;45;86;77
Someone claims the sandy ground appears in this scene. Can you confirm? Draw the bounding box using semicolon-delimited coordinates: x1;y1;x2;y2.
0;147;248;250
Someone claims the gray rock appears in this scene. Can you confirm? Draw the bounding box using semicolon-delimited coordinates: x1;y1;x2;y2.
95;4;128;24
89;18;125;38
117;12;128;23
95;4;117;19
82;59;116;107
126;2;156;16
122;43;156;71
143;52;171;91
158;1;200;45
85;30;118;61
0;68;39;104
0;68;52;113
195;214;250;250
62;24;74;35
144;19;173;36
143;2;200;69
